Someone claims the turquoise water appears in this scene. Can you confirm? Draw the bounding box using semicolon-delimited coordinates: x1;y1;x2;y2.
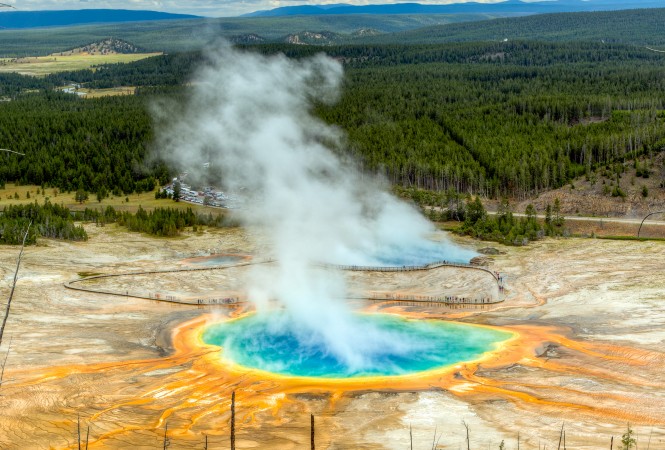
370;239;476;266
189;255;244;267
202;313;511;378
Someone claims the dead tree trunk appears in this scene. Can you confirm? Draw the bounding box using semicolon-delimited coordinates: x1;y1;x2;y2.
231;391;236;450
646;429;653;450
463;421;470;450
432;427;442;450
557;423;564;450
0;335;12;388
311;414;315;450
0;222;31;349
163;422;169;449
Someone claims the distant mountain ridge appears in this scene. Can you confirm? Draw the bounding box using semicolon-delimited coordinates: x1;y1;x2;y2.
245;0;662;17
0;9;200;29
360;7;665;45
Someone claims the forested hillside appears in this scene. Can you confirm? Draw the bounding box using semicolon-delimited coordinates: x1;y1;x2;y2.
0;14;479;57
1;40;664;201
363;8;665;45
1;7;663;58
312;42;665;198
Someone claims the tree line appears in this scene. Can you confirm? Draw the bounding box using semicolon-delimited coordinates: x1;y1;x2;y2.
457;196;566;245
0;199;239;245
79;205;239;237
396;186;565;245
0;200;87;244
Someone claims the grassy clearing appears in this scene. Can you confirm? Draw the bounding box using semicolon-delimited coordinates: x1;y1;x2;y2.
77;271;102;278
438;218;665;241
77;86;136;98
0;183;217;214
0;52;161;76
595;235;665;242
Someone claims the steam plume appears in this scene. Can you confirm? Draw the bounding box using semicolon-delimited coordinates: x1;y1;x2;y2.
154;43;474;370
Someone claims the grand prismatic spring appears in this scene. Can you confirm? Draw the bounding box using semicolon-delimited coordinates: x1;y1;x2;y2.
202;312;512;378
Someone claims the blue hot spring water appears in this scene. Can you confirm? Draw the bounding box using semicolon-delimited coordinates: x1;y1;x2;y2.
189;255;244;267
202;313;511;378
369;238;476;267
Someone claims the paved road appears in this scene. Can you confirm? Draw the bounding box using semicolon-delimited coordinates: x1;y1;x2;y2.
487;211;665;227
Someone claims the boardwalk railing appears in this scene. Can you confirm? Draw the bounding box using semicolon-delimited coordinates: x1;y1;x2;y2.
321;260;500;281
63;259;272;305
65;258;505;306
324;259;506;304
361;293;503;305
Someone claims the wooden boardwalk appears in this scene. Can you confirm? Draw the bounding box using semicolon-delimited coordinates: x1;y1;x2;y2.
64;258;505;307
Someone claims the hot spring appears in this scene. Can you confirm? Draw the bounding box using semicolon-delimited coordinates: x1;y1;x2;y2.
184;255;247;267
202;313;511;378
363;235;477;267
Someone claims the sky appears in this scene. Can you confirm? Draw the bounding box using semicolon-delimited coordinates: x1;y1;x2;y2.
0;0;519;18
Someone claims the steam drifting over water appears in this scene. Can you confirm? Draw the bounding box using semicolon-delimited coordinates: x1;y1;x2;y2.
154;43;475;371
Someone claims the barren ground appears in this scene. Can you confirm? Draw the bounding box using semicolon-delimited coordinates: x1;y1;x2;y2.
0;225;663;449
490;153;665;222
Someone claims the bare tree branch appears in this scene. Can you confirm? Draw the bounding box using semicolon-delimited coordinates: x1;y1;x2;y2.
162;421;169;449
557;423;565;450
0;221;31;349
231;390;236;450
462;420;470;450
0;335;12;387
432;426;443;450
0;149;24;155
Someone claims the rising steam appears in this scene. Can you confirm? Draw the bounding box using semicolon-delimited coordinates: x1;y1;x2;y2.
154;43;475;371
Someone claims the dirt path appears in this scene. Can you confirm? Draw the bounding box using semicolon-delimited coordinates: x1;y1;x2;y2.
491;210;665;227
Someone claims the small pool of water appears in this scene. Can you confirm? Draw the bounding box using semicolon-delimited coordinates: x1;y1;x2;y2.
324;234;478;267
202;313;511;378
369;239;475;266
186;255;245;267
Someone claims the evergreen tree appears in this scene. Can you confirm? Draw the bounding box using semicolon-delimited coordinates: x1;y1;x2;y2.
553;198;564;227
173;181;181;202
75;189;89;204
464;196;486;226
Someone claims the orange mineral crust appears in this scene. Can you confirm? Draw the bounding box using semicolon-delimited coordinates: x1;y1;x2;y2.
0;228;664;448
4;308;663;449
